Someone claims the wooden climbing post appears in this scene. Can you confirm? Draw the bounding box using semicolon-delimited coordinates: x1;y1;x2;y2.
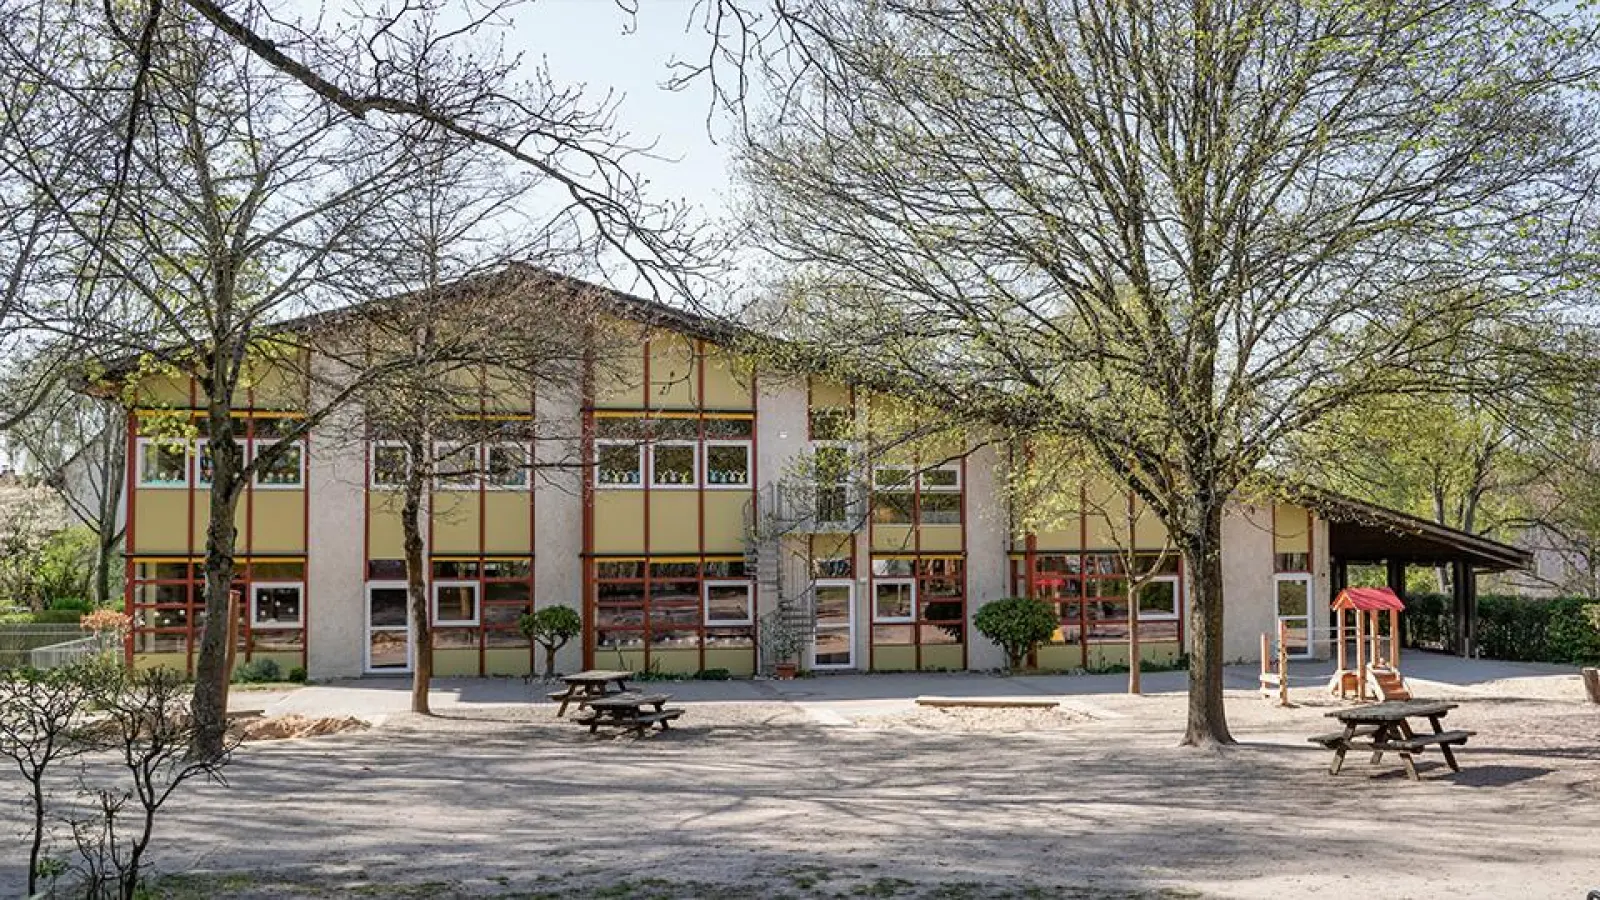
1388;608;1400;670
1355;609;1367;701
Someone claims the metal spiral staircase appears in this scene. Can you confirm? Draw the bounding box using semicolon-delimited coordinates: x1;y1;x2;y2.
745;479;863;674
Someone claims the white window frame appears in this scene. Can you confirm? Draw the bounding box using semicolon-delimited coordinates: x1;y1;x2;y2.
1274;572;1314;660
649;440;699;489
369;441;411;490
194;438;215;488
249;581;305;629
253;441;306;490
433;441;481;491
431;579;481;627
136;438;190;489
484;442;531;491
872;464;914;490
594;439;644;489
1135;575;1181;620
703;580;754;627
702;440;751;490
872;578;917;624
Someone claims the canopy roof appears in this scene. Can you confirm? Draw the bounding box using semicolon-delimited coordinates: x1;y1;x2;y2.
1332;586;1405;612
1285;485;1531;572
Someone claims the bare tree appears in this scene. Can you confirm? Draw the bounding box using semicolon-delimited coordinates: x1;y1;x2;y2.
0;666;95;897
703;0;1600;745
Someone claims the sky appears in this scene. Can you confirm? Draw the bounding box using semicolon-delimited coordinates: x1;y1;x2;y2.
512;0;741;235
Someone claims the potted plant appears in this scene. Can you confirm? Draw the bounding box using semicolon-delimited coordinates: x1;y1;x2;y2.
760;613;807;679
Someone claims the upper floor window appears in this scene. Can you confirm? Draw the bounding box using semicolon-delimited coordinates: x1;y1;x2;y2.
809;407;853;441
254;442;305;489
596;440;643;488
137;440;188;488
434;442;480;491
485;443;530;490
651;442;697;488
370;442;410;489
705;442;750;488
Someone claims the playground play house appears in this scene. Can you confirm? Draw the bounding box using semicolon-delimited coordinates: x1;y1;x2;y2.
1262;586;1412;703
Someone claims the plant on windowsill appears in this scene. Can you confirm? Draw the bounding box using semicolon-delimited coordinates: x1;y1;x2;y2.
518;605;583;679
759;611;806;680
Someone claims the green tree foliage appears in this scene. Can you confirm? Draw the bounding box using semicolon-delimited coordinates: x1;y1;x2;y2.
717;0;1600;745
974;597;1059;671
519;606;583;678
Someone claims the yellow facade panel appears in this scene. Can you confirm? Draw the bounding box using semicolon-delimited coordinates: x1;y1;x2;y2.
368;496;407;560
483;365;535;413
132;490;190;554
704;647;755;677
871;525;916;553
1033;526;1083;553
593;492;646;554
811;533;854;560
702;348;753;410
594;319;648;408
920;644;964;671
809;376;852;409
485;648;533;677
133;374;193;408
871;646;917;672
1273;503;1312;554
238;351;307;410
1035;644;1080;671
918;525;963;553
1132;499;1170;549
599;647;648;673
483;492;533;555
647;333;699;410
433;648;480;677
702;492;748;554
651;648;700;675
431;493;481;555
648;492;700;554
249;491;305;553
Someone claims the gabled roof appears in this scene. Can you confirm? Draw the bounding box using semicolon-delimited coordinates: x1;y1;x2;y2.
1332;587;1405;612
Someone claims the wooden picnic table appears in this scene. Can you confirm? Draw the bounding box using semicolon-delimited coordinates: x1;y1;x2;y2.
1309;700;1474;781
572;692;684;737
548;670;634;717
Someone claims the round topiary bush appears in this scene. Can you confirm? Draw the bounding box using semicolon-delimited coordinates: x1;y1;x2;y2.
974;596;1059;671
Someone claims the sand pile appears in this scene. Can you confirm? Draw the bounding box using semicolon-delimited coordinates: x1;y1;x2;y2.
236;715;370;742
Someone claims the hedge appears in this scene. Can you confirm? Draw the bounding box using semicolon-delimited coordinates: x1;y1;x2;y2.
1403;592;1600;665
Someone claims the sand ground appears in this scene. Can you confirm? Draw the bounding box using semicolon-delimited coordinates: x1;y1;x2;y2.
4;655;1597;899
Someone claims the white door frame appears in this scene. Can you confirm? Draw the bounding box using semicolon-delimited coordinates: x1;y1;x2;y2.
811;579;856;670
1273;573;1314;660
364;581;414;674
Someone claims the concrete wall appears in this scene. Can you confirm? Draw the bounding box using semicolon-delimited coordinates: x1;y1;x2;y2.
963;441;1008;670
306;374;368;679
534;381;585;674
754;372;810;625
1220;502;1276;664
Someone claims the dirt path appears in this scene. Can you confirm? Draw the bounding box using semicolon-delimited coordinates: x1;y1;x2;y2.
43;679;1593;899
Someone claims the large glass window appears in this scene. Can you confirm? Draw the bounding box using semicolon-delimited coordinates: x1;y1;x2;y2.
138;440;188;488
251;583;304;628
596;441;643;488
873;580;915;622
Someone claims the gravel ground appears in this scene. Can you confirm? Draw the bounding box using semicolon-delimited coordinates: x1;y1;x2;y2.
4;671;1597;899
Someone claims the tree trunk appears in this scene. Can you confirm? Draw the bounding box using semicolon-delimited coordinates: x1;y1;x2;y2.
402;443;432;715
1128;581;1142;695
190;403;242;760
1181;502;1234;747
543;642;557;678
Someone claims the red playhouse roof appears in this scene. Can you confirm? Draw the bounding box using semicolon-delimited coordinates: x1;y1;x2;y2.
1331;587;1405;612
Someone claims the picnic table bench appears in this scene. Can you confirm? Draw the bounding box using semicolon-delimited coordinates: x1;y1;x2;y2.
548;670;633;717
1311;700;1473;781
572;692;684;737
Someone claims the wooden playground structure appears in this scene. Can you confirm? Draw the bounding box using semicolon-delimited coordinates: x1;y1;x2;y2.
1260;586;1411;704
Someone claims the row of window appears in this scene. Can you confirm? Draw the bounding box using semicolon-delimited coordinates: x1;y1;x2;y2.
370;443;531;490
595;440;751;489
137;439;305;489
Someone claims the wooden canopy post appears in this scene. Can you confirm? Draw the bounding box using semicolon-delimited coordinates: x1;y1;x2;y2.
1277;619;1290;707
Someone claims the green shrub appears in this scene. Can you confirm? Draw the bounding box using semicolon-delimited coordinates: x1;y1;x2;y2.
232;659;282;684
47;597;91;613
1404;592;1600;664
519;605;583;678
974;596;1059;670
287;666;308;683
694;668;731;681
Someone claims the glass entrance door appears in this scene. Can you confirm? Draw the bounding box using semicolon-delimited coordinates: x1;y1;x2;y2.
365;583;412;673
1274;574;1313;659
811;580;855;670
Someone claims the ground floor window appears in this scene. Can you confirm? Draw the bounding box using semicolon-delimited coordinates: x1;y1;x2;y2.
127;557;308;673
1010;552;1184;667
869;555;966;670
590;556;756;676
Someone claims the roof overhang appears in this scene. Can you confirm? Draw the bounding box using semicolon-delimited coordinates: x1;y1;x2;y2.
1286;485;1531;572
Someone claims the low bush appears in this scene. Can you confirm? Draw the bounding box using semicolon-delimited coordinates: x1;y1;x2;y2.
232;659;283;684
974;596;1059;671
1404;592;1600;664
287;666;308;683
694;668;731;681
